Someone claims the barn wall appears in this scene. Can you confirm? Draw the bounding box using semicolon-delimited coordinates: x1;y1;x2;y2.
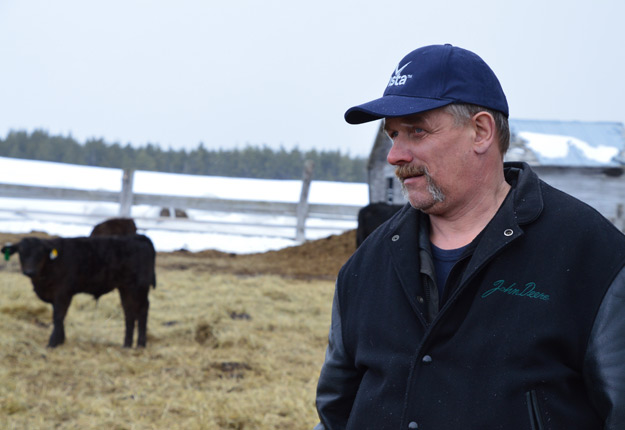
367;123;406;205
368;163;404;204
534;166;625;231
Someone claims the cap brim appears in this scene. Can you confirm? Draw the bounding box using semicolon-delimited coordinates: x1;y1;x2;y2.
344;95;454;124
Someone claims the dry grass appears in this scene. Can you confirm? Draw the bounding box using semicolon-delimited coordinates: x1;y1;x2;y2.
0;230;357;430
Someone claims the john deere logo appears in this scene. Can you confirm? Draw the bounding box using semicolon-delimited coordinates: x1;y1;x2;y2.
388;62;412;87
481;280;550;301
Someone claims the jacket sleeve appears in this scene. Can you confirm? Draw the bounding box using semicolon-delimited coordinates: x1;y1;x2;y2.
584;265;625;429
314;285;362;430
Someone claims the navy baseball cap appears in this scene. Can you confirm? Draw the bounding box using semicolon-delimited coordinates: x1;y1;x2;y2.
344;44;508;124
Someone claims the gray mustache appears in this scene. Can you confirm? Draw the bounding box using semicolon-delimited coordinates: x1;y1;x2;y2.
395;165;428;181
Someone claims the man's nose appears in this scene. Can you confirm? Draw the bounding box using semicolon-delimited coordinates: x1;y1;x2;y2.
387;138;413;166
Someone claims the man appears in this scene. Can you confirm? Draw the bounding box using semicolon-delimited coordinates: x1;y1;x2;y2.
314;44;625;429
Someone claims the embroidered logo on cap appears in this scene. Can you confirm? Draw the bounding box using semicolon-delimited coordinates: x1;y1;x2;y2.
388;62;412;87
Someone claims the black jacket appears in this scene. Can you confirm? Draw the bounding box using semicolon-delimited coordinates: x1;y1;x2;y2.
315;162;625;429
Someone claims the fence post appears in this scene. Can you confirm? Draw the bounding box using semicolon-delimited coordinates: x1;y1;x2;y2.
295;160;314;243
119;169;135;217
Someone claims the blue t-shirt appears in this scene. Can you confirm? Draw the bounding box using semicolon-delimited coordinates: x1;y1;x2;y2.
431;243;469;298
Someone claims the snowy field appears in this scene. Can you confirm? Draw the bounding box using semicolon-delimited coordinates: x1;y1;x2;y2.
0;157;369;253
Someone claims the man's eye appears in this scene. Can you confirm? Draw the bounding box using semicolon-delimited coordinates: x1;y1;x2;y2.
388;131;399;139
412;128;425;134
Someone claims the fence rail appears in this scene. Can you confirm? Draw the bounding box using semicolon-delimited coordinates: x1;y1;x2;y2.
0;168;363;241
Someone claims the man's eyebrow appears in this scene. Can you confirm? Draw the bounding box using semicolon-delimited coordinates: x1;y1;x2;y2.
401;114;428;126
393;119;427;130
384;114;429;133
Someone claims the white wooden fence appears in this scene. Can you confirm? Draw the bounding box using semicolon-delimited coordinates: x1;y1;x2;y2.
0;167;363;242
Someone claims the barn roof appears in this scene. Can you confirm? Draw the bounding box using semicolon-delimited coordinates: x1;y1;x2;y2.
507;119;625;167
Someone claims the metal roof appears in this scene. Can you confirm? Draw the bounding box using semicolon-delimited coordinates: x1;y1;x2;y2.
508;119;625;166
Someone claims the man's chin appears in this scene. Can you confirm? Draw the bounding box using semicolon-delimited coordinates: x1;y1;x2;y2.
404;193;435;210
403;189;445;213
408;200;437;213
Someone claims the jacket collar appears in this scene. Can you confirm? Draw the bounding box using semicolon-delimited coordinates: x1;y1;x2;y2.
460;162;543;285
503;161;543;225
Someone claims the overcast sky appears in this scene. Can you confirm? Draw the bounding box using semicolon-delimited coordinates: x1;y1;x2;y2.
1;0;623;157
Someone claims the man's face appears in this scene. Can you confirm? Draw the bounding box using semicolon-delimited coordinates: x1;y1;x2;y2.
385;108;475;216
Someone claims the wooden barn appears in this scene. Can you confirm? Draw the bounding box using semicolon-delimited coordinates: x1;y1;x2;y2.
366;122;406;205
365;119;625;230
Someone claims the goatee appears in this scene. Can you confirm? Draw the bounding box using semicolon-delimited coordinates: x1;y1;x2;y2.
394;164;445;207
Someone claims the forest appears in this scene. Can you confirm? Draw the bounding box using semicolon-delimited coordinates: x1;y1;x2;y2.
0;130;368;183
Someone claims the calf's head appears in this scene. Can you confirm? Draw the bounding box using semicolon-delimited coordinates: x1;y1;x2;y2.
2;238;59;278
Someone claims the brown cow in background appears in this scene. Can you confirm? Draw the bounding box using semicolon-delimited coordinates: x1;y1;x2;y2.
356;203;405;247
90;218;137;237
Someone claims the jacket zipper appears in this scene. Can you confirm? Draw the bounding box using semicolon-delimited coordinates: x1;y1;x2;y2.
526;390;544;430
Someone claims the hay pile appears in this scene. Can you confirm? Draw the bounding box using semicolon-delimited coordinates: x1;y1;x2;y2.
162;229;357;280
0;230;357;430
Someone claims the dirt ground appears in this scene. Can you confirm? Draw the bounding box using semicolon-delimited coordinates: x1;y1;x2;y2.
0;229;357;280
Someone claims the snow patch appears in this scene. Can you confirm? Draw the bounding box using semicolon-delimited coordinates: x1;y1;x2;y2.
519;132;619;164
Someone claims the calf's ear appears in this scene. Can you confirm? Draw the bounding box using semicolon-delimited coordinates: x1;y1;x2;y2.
1;244;18;261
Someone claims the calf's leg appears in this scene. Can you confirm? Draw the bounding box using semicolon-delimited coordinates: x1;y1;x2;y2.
49;296;73;347
123;313;135;348
136;296;150;347
118;289;136;348
119;286;151;348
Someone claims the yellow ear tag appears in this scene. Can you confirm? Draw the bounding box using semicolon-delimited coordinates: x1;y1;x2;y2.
50;249;58;260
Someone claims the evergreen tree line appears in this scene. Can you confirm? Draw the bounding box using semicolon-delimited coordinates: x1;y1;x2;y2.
0;130;368;183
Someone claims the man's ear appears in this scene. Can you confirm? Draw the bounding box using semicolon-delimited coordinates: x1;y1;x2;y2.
472;111;497;155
